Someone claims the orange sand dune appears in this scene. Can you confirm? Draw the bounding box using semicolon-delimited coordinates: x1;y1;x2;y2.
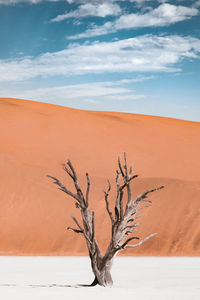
0;98;199;256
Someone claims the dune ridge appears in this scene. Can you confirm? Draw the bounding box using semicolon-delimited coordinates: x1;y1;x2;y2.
0;98;199;256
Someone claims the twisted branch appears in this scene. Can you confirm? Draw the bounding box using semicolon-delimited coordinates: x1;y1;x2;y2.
104;180;114;224
48;153;164;286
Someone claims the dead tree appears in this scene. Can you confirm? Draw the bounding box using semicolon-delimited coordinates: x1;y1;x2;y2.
48;154;164;287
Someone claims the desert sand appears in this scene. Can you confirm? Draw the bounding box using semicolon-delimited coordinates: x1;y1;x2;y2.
0;97;199;256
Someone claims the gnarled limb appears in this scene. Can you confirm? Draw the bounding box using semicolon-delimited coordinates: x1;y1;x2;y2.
47;175;80;203
48;160;101;260
67;227;83;234
104;154;164;256
103;180;114;224
124;233;157;249
48;153;164;287
85;173;90;208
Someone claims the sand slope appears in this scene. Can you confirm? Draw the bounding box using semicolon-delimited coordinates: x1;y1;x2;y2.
0;98;199;256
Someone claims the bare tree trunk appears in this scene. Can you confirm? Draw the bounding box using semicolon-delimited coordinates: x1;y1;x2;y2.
48;153;164;287
90;257;113;286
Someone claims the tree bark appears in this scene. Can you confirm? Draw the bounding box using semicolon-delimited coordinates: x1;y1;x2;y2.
90;254;114;287
48;154;164;287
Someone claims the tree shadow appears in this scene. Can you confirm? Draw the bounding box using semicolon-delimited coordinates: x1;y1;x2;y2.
0;284;17;287
30;278;98;288
29;283;96;288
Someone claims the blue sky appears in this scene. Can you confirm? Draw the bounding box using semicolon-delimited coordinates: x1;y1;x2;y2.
0;0;200;121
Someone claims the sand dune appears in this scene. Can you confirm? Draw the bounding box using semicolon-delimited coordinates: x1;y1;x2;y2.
0;97;199;256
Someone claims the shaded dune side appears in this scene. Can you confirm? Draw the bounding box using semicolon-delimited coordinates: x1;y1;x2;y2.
0;98;199;256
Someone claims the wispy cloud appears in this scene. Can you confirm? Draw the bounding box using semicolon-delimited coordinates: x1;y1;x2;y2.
0;35;200;82
194;0;200;7
0;0;196;6
66;0;162;3
0;79;147;104
0;0;65;4
0;0;43;4
67;3;198;39
0;0;157;4
51;3;121;22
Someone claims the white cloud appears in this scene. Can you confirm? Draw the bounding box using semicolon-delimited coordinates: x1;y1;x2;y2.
68;3;198;39
0;0;63;3
105;75;155;85
0;0;196;5
66;0;156;3
51;3;121;22
0;0;154;4
116;3;198;28
0;0;43;4
0;35;200;83
194;0;200;7
0;80;146;104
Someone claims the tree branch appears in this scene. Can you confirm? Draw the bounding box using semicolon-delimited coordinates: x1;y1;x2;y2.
137;204;152;212
120;174;138;192
86;173;90;208
47;175;80;203
118;153;139;215
115;171;121;221
120;236;140;249
91;211;95;242
71;216;84;232
135;186;164;204
67;159;78;181
49;154;164;287
62;164;74;180
124;222;141;231
72;216;92;246
129;164;133;176
123;152;128;179
119;191;124;220
67;160;86;206
104;180;114;224
118;155;125;178
125;233;157;248
67;227;83;234
134;214;146;220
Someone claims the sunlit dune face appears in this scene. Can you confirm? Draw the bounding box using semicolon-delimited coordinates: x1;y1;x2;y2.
0;98;199;256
